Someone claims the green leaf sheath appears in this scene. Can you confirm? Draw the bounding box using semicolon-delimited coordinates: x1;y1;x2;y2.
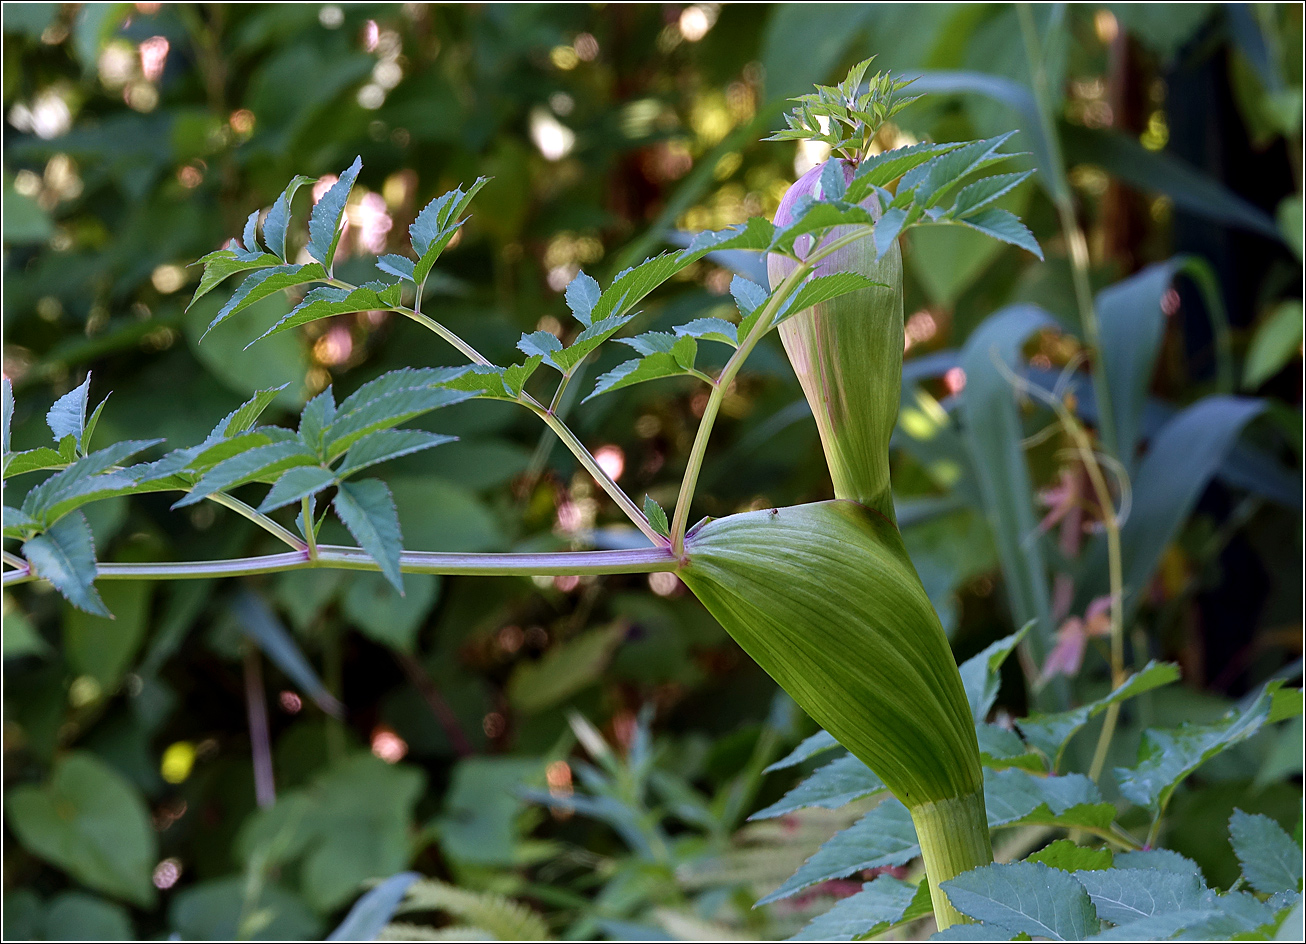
679;501;982;807
768;160;904;520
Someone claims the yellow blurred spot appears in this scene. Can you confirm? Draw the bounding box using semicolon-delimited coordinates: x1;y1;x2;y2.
151;264;186;294
68;675;102;708
161;741;196;784
550;46;579;70
1141;111;1169;151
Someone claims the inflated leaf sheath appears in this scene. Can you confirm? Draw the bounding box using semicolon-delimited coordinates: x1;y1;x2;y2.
679;500;982;806
768;159;904;521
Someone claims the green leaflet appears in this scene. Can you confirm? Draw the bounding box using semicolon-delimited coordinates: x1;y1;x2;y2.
1228;810;1303;895
941;861;1098;941
790;875;927;941
251;280;402;345
333;479;404;593
749;752;885;819
202;263;328;338
20;511;107;616
307;156;362;271
187;248;284;310
679;501;981;807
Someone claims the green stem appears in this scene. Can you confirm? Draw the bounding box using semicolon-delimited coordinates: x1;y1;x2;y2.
3;545;678;587
910;790;994;930
669;226;875;556
206;493;306;550
2;549;25;570
1017;3;1119;461
300;496;317;560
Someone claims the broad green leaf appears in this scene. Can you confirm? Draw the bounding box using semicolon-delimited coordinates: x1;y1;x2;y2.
673;317;739;347
170;877;321;941
1229;810;1303;895
5;752;156;906
258;466;336;513
564;270;601;326
1115;681;1283;812
959;305;1058;677
643;495;669;538
957;625;1030;721
342;572;440;652
983;767;1116;831
187;248;285;310
437;757;543;867
175;441;318;508
333;479;404;592
1027;840;1113;872
65;581;151;689
948;171;1035;218
231;591;342;717
263;174;315;261
252;280;402;344
46;374;92;449
940;861;1098;941
409;176;489;285
749;753;885;819
4;446;69;478
40;891;135;942
775;272;886;326
977;722;1045;772
1017;661;1182;765
335;429;455;479
307;156;362;271
1113;849;1205;878
326;872;420;943
323;386;470;459
1244;301;1303;389
1073;867;1205;924
764;729;841;773
376;253;415;282
20;512;107;616
955;208;1043;259
790;875;922;941
758;799;919;904
507;624;624;713
202;263;327;338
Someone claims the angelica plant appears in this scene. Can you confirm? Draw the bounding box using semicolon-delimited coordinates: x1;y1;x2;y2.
4;60;1300;938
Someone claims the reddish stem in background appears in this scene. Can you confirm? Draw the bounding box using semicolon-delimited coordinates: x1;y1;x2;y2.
244;646;276;810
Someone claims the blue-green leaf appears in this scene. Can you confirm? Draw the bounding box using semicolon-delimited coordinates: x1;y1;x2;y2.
1074;867;1205;925
297;387;336;454
335;430;455;479
20;440;162;525
230;591;342;717
1017;661;1182;766
940;861;1098;941
206;386;289;442
673;317;739;347
409;177;489;285
550;313;639;374
564;270;601;326
263;175;315;261
21;511;108;616
958;625;1031;722
765;729;841;773
791;875;924;941
376;253;416;282
775;273;886;326
1229;810;1303;895
326;872;420;942
307;156;362;271
948;171;1035;219
983;767;1116;831
333;479;404;593
1115;681;1284;812
517;330;564;365
47;375;92;449
323;386;470;459
750;753;885;820
258;466;336;513
679;217;776;262
758;799;919;904
585;338;701;402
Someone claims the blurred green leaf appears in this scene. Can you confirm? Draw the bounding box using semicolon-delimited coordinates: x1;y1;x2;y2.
65;581;152;690
342;572;440;652
5;752;156;907
507;625;624;714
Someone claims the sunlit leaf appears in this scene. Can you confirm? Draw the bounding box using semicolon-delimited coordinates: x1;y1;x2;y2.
307;156;362;271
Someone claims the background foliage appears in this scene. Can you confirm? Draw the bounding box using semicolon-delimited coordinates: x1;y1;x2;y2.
2;3;1301;940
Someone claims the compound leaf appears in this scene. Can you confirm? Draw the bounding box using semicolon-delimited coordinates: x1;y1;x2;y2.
258;466;337;513
188;248;285;311
202;264;327;338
